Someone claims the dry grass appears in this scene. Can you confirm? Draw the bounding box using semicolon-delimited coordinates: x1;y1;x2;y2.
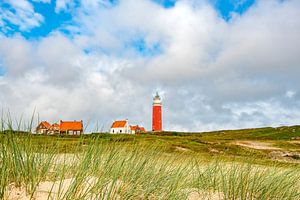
1;134;300;200
1;114;300;199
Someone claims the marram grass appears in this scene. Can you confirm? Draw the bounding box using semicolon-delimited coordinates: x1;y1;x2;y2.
0;111;299;200
0;133;299;199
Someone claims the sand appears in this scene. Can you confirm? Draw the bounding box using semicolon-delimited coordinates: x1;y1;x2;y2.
233;141;281;150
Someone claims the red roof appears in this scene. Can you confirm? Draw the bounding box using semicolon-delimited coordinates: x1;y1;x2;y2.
49;123;60;130
52;123;59;128
111;120;127;128
130;125;139;131
41;121;51;129
60;120;83;131
130;125;146;132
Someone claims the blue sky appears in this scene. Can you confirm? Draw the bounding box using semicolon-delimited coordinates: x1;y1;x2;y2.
0;0;299;132
0;0;256;61
1;0;255;40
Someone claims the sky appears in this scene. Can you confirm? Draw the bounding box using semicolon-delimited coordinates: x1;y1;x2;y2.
0;0;300;132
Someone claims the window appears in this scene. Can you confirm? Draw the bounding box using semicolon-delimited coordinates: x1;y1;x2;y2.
113;130;114;133
120;130;122;133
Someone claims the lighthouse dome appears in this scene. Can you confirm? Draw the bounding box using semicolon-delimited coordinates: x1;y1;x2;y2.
153;92;162;105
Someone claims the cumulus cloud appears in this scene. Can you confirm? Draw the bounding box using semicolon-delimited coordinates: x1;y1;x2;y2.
0;0;300;132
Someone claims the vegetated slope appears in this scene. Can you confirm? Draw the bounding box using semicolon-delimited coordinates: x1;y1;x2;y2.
149;125;300;140
1;133;300;200
1;125;300;164
91;125;300;164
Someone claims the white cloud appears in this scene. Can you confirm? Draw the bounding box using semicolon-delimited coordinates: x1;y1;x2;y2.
32;0;51;3
0;0;44;31
0;35;35;76
286;91;296;99
1;0;300;132
55;0;74;13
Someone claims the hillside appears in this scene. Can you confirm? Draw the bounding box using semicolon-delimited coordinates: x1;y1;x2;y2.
94;125;300;165
3;125;300;165
1;126;300;199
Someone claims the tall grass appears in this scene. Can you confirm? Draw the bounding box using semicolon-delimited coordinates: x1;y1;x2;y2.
192;160;300;199
1;134;300;199
0;127;300;199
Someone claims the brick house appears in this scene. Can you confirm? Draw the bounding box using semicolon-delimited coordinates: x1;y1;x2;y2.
36;121;51;134
59;120;83;135
48;123;60;135
36;120;83;135
130;125;146;134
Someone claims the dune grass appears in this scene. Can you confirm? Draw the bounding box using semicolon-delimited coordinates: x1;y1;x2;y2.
0;113;300;199
0;132;300;199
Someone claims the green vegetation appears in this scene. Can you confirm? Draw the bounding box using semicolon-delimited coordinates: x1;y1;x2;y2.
0;125;300;199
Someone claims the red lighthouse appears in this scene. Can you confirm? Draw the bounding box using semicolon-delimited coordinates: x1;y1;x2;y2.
152;92;162;131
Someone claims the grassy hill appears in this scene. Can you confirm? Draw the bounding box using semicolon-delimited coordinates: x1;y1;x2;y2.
2;125;300;164
1;126;300;199
94;125;300;164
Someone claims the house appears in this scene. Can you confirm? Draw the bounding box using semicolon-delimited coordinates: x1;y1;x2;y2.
35;120;83;135
59;120;83;135
110;119;130;134
140;127;146;132
110;119;145;134
36;121;51;134
130;125;146;134
48;123;60;135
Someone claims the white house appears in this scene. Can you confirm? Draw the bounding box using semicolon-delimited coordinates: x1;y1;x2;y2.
110;119;131;134
110;119;146;134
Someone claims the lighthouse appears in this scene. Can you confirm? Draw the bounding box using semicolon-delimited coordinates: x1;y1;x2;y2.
152;92;162;131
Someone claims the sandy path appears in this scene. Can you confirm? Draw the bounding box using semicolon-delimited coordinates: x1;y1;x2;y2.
6;176;125;200
289;141;300;144
233;141;281;150
188;191;222;200
7;177;99;200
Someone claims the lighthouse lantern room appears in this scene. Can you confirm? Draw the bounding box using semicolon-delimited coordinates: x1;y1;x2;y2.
152;92;162;131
